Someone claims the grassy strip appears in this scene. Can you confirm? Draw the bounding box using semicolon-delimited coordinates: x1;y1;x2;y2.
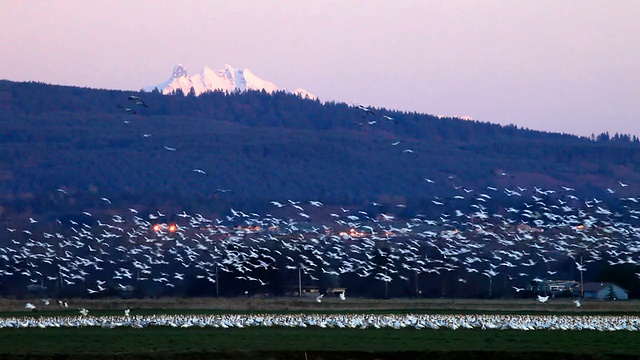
1;327;639;356
2;307;640;318
3;298;640;313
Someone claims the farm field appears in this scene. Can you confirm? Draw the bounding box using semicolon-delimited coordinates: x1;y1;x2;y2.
0;298;640;360
0;326;639;360
0;298;639;359
2;297;639;313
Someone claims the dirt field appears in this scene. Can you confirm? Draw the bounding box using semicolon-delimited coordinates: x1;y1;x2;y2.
2;296;639;313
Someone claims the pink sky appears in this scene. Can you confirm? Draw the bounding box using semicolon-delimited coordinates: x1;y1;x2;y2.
1;0;639;137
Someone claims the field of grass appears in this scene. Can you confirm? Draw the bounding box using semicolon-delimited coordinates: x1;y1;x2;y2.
1;327;640;360
2;298;639;359
3;297;640;314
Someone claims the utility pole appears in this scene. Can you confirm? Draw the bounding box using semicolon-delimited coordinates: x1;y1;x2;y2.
489;275;493;298
59;270;63;291
298;263;302;297
580;256;584;299
215;263;219;297
385;267;389;299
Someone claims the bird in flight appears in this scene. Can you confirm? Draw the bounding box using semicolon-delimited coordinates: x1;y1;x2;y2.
163;146;176;151
128;95;148;107
537;295;549;303
356;104;375;116
117;105;136;114
192;169;206;175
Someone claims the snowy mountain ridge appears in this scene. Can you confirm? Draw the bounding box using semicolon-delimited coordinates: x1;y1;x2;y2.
146;64;316;100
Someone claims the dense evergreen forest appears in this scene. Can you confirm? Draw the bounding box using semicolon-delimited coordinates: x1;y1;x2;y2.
0;79;638;217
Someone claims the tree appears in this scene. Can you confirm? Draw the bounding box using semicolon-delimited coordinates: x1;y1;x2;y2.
605;284;616;301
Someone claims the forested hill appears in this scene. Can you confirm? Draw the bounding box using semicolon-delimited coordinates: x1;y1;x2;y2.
0;79;639;215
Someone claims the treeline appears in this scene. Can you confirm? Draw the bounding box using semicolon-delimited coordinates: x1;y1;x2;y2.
0;80;639;214
2;80;639;144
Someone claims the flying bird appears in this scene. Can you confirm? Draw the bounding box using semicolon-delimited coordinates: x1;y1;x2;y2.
382;115;396;122
117;105;136;114
537;295;549;303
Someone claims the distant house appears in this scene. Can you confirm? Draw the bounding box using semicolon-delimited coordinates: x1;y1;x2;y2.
287;286;320;297
574;282;629;300
531;280;579;294
327;287;347;297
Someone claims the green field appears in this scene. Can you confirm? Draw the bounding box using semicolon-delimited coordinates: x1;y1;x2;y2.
1;327;639;360
2;298;639;359
3;297;640;313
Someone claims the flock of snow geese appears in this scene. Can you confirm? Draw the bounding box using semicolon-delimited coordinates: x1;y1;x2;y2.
2;313;640;331
3;177;640;301
1;96;639;331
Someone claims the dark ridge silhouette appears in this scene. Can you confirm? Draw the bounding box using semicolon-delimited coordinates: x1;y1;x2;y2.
0;79;638;212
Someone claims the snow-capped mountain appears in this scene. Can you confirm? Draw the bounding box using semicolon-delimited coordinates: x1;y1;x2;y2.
146;64;316;100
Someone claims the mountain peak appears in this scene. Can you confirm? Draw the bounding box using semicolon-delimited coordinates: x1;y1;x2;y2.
147;63;316;100
171;64;188;79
